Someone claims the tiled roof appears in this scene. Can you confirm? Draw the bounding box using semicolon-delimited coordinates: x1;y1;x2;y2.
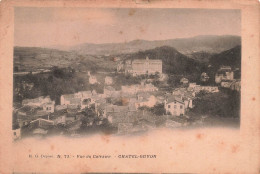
166;96;184;104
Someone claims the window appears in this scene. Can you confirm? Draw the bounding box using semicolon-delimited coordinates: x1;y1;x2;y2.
168;105;171;108
14;132;16;136
174;105;177;109
180;105;183;109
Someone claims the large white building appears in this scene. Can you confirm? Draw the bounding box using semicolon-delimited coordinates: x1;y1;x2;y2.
125;57;162;76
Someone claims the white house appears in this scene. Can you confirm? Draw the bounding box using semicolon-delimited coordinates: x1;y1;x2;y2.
164;97;185;116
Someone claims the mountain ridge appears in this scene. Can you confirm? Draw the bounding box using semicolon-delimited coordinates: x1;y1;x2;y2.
47;35;241;56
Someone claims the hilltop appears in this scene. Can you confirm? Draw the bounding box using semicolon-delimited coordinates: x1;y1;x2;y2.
209;45;241;70
62;35;241;56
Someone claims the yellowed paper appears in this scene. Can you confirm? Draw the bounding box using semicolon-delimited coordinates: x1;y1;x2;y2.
0;0;259;173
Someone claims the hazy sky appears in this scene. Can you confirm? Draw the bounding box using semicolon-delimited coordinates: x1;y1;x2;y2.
14;7;241;47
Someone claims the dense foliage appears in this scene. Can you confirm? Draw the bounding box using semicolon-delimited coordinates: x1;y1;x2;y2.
191;89;240;118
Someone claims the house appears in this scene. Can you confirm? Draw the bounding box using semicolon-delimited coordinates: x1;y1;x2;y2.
164;96;185;116
126;57;162;76
180;78;189;84
172;88;194;109
200;72;210;82
42;101;55;113
60;90;96;109
105;76;113;85
215;66;234;84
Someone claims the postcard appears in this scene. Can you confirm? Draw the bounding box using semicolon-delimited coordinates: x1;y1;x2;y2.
0;0;259;173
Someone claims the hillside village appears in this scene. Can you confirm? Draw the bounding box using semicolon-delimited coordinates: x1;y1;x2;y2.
13;47;241;140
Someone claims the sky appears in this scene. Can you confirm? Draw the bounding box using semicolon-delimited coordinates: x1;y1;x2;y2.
14;7;241;47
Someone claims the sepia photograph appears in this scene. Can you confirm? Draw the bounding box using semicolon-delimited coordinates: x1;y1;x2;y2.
12;7;242;140
0;0;259;173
